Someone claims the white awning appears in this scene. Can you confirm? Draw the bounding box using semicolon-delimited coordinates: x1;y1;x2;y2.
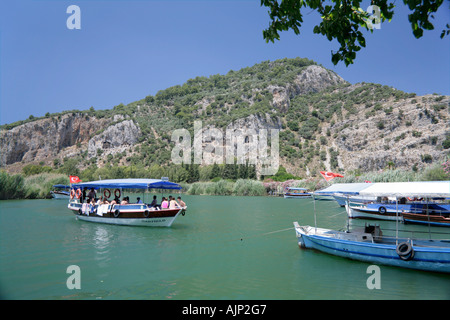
314;183;372;195
358;181;450;198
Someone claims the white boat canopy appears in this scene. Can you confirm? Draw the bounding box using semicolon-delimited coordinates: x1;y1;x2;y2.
71;178;182;190
359;181;450;198
314;183;372;195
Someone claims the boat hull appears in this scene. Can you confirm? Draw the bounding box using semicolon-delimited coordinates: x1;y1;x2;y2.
345;204;402;221
284;194;311;199
294;222;450;273
75;213;180;227
402;212;450;227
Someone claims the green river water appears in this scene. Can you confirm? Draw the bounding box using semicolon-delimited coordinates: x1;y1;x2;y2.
0;195;449;300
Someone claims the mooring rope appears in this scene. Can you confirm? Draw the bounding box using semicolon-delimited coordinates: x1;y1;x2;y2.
230;226;295;242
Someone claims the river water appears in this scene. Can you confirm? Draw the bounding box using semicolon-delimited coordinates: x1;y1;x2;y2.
0;196;449;300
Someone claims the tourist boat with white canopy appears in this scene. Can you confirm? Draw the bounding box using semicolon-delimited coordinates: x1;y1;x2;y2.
68;178;186;227
311;183;374;205
293;181;450;273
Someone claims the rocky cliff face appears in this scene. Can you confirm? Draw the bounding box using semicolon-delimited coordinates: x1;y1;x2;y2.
268;65;346;112
87;119;141;158
0;114;111;167
327;93;449;173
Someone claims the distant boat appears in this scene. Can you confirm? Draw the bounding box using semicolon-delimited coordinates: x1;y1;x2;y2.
293;181;450;273
284;187;312;199
68;178;186;227
50;185;70;199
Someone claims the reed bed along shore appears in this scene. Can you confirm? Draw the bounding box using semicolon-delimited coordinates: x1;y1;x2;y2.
0;171;68;200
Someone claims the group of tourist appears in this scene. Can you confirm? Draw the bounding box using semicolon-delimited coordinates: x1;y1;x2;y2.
78;188;186;210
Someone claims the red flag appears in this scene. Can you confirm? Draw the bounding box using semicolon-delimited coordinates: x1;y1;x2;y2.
69;175;81;184
319;171;344;182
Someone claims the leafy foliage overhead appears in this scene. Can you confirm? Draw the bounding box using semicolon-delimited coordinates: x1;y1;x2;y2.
261;0;448;66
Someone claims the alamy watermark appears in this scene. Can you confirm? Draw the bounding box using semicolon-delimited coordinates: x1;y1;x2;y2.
66;265;81;290
66;5;81;30
171;120;279;176
366;265;381;290
365;5;381;30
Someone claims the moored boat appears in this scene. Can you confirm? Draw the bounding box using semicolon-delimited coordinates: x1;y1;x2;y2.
68;178;186;227
312;183;373;206
50;184;71;199
402;211;450;227
293;180;450;273
333;193;376;207
345;202;404;221
293;222;450;273
346;199;450;222
284;187;312;199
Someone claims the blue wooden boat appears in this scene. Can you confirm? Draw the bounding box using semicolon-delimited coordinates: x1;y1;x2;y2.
294;181;450;273
293;222;450;273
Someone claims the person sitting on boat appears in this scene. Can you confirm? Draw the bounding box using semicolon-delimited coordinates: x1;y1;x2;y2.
89;198;96;214
96;196;103;205
149;195;158;208
110;197;119;206
161;197;169;209
169;196;180;209
121;196;129;205
136;197;143;204
177;196;186;208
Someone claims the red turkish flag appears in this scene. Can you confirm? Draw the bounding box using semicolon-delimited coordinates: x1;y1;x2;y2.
69;175;81;184
319;171;344;182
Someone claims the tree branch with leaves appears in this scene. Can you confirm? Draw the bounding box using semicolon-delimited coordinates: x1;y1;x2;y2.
261;0;449;66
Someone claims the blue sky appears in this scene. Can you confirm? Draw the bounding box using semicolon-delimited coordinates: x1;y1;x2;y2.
0;0;449;125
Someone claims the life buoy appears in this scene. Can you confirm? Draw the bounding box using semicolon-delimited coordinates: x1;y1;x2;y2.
70;189;75;199
114;189;121;198
143;210;150;218
396;242;414;261
378;206;386;214
103;189;111;199
75;189;82;199
114;209;120;218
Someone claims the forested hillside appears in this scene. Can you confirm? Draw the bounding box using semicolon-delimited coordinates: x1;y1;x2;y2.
1;57;449;185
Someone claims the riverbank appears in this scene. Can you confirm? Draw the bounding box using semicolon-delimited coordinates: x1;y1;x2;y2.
1;164;448;200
